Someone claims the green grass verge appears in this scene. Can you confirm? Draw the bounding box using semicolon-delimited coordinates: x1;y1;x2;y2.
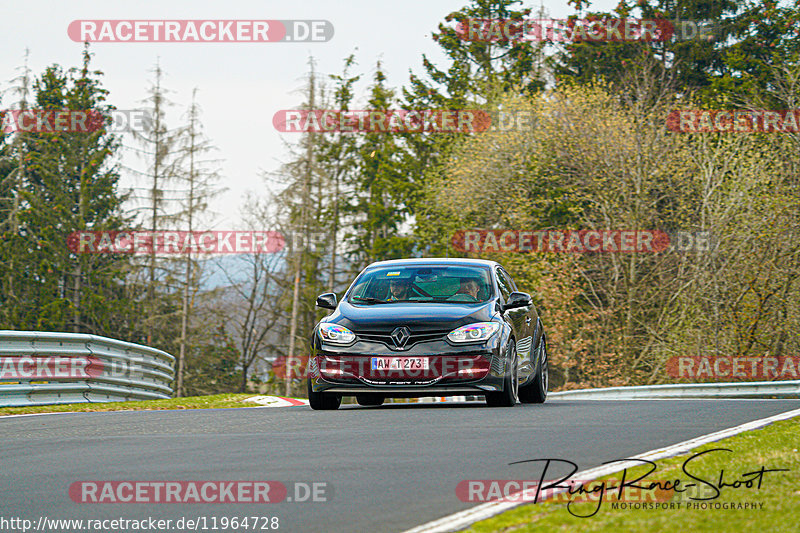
465;416;799;533
0;393;278;416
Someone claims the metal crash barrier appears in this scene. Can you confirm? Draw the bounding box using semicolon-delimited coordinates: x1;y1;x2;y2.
550;380;800;400
0;331;174;407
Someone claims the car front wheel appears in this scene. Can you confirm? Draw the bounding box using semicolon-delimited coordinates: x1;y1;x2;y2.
519;334;547;404
308;378;342;410
486;340;518;407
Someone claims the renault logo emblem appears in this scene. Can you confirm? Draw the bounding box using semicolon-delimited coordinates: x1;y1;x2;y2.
390;327;411;348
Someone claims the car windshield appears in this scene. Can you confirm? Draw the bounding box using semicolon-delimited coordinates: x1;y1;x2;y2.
348;265;493;304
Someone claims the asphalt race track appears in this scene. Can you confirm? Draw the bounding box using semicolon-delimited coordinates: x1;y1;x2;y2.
2;399;799;532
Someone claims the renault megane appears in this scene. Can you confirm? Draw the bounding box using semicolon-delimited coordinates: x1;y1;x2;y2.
307;258;548;410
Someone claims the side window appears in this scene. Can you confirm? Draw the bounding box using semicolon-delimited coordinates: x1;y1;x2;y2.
495;268;512;301
500;268;518;292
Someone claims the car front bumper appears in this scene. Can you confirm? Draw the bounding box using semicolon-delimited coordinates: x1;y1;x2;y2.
308;337;507;396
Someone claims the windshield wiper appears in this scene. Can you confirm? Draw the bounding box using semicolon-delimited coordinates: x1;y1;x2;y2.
351;297;388;304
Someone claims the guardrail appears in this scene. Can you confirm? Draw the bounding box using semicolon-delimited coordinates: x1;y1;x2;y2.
0;331;175;407
550;380;800;400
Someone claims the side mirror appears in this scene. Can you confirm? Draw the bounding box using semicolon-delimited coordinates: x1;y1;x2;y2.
316;293;338;310
503;291;532;311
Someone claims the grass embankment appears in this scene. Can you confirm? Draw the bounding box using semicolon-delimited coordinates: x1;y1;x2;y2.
0;393;273;416
466;416;799;533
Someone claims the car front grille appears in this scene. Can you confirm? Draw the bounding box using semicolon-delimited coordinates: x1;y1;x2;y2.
355;328;451;349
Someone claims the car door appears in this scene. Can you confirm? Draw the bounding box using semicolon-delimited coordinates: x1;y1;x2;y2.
498;267;537;381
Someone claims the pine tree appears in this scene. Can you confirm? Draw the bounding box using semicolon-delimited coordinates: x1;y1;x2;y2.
0;49;33;327
129;60;185;347
345;62;413;266
318;54;360;292
173;88;224;396
401;0;549;254
284;62;319;396
7;46;132;334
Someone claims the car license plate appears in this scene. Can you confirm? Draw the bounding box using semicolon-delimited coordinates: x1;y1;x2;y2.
371;357;429;370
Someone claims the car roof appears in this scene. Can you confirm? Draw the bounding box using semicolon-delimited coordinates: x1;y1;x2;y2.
364;258;501;270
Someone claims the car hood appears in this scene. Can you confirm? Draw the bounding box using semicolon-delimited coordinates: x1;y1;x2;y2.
329;300;498;332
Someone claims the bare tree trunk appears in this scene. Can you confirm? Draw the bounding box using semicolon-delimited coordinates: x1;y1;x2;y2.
176;89;203;397
176;154;192;397
286;267;302;396
241;361;250;393
4;49;31;307
146;66;163;346
328;169;339;293
177;259;190;397
286;67;316;397
73;120;90;334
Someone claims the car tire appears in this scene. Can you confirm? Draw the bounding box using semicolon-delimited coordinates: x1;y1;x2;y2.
486;340;518;407
356;395;385;406
307;377;342;410
519;335;547;404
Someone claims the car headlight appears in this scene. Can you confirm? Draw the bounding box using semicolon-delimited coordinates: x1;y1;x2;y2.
447;322;500;343
318;323;356;345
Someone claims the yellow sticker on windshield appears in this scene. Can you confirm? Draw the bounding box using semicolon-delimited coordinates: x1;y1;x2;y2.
386;271;401;276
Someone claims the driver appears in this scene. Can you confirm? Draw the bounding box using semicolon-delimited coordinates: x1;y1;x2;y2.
455;278;480;300
387;278;411;301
